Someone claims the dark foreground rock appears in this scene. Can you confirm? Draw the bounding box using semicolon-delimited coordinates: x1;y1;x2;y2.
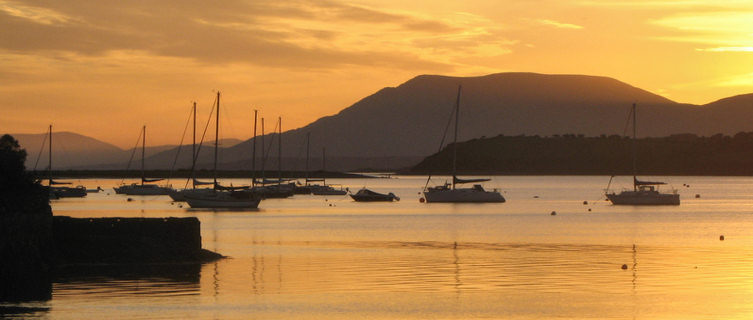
0;212;53;302
2;134;222;303
53;216;222;265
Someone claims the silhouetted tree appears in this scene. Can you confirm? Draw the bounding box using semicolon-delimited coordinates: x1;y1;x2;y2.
0;134;50;215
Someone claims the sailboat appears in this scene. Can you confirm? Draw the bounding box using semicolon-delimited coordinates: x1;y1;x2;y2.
183;91;261;209
606;103;680;205
248;116;294;198
44;125;86;198
423;85;505;203
308;146;347;195
251;116;295;198
114;126;173;195
168;102;216;202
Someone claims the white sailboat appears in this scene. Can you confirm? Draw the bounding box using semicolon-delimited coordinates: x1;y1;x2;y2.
423;86;505;203
114;126;173;195
183;91;261;209
605;103;680;205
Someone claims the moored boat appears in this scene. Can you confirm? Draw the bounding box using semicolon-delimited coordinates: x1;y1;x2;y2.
605;104;680;205
183;189;261;209
422;85;505;203
42;125;86;198
350;188;399;202
310;184;347;195
114;126;172;196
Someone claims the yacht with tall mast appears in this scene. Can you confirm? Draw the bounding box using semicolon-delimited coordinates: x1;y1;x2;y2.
44;125;86;198
183;91;261;209
114;126;173;195
605;103;680;205
422;85;505;203
168;102;215;201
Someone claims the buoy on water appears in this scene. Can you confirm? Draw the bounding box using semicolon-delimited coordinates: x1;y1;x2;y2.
583;200;588;205
720;235;725;241
588;208;592;212
419;198;425;203
550;211;557;216
621;264;628;270
695;194;700;198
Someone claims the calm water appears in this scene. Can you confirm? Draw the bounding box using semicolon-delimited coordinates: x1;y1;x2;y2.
5;175;753;319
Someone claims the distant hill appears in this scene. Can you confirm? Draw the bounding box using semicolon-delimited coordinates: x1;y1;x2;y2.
12;132;126;170
11;132;245;170
410;132;753;175
215;72;752;170
10;72;753;171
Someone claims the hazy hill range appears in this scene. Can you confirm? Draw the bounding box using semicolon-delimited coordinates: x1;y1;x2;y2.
12;131;242;170
11;73;753;171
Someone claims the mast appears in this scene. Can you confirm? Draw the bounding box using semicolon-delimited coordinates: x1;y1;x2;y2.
48;124;52;186
141;125;146;186
214;92;220;188
260;118;265;183
632;103;637;192
252;109;257;188
278;116;282;186
192;102;196;189
452;85;461;190
305;132;310;185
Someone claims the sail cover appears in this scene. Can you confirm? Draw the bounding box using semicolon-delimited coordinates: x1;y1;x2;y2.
193;179;214;186
257;178;292;185
215;183;249;191
142;178;164;183
49;179;71;185
453;176;491;184
634;177;666;185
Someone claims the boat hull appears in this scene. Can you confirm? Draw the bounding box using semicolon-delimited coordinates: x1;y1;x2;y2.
168;188;216;202
424;188;505;203
607;191;680;205
115;184;173;195
350;194;395;202
184;191;261;209
252;186;295;199
51;186;87;198
312;190;347;195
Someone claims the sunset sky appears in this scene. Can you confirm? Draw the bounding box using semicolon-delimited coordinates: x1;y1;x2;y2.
2;0;752;148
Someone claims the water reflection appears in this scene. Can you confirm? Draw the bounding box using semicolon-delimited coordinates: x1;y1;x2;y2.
53;264;201;300
34;177;753;319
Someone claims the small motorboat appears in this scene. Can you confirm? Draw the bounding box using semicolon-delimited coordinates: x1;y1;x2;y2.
350;188;400;202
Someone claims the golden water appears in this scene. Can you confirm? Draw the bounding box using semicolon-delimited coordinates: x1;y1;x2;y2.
7;176;753;319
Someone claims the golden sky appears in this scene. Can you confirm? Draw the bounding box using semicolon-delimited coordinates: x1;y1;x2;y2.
1;0;752;148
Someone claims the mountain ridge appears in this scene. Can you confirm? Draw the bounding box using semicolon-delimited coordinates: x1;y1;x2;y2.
8;72;753;170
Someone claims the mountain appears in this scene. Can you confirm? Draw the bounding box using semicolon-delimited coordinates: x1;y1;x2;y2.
216;72;750;170
11;73;753;171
